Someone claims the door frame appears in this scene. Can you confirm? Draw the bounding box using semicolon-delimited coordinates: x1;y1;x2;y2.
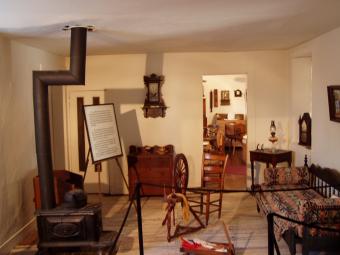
64;88;106;169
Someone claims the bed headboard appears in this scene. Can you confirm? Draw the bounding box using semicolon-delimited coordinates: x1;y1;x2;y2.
309;164;340;197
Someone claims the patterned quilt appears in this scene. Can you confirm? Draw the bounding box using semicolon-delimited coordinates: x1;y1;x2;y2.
298;197;340;238
256;184;322;239
256;166;340;240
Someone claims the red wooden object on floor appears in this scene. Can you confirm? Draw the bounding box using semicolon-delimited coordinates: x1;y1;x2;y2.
180;222;235;255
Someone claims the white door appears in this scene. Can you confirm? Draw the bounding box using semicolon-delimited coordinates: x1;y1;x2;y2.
66;90;110;194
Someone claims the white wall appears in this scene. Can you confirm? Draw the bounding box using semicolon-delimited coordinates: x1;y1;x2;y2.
0;38;64;249
291;26;340;170
64;51;290;192
203;74;247;124
65;54;147;194
289;57;312;166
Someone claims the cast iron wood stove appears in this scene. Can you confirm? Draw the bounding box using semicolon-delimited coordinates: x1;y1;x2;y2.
33;26;115;254
37;204;102;248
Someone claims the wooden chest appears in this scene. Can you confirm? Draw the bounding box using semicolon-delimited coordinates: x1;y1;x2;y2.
128;145;174;198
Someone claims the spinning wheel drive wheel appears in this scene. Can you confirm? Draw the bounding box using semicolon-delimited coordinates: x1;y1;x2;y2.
173;153;189;194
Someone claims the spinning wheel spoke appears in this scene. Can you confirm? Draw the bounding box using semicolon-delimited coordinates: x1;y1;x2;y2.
173;153;189;194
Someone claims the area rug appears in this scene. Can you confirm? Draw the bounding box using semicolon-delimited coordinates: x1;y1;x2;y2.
227;165;246;175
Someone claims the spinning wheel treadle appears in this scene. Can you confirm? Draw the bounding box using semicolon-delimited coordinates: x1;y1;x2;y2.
174;153;189;194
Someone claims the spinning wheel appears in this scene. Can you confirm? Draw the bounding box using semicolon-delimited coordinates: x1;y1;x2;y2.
173;153;189;194
162;153;204;242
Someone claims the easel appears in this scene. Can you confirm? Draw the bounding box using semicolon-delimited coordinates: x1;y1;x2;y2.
82;103;138;210
83;147;137;209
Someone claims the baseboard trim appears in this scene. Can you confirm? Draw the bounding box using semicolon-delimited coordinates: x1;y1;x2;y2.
0;218;35;255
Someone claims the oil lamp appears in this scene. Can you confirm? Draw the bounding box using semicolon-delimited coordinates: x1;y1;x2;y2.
269;120;278;152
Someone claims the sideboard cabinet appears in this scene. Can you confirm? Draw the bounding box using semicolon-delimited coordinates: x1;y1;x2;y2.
127;145;174;198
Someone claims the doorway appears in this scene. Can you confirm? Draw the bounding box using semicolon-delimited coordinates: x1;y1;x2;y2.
65;89;111;194
202;74;247;188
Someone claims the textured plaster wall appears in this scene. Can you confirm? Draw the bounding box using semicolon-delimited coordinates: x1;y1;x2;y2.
0;38;64;247
291;26;340;170
65;51;290;192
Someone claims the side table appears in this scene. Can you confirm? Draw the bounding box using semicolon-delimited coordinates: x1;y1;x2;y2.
250;149;292;191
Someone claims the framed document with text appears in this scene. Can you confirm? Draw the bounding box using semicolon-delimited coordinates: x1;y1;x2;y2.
84;103;123;163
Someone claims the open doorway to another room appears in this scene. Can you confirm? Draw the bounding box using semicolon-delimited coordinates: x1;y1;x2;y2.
202;74;247;189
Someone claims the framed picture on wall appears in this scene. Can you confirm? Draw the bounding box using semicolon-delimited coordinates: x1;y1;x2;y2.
214;89;218;107
220;90;230;105
327;85;340;122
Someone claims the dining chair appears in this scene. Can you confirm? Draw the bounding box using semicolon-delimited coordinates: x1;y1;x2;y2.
188;152;228;225
216;120;226;153
225;122;244;154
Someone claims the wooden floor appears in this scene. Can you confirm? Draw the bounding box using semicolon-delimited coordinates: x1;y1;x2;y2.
102;193;291;255
226;147;245;167
11;191;293;255
224;148;247;190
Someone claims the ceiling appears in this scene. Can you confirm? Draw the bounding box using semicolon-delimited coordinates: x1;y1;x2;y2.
1;0;340;56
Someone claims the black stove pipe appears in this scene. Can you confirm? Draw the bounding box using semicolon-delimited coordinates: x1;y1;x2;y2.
33;27;87;210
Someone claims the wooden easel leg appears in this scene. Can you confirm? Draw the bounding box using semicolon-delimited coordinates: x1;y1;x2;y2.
98;171;102;195
82;148;91;184
95;163;103;203
115;158;129;190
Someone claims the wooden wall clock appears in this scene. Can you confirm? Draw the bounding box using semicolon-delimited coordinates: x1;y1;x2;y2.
142;73;167;118
298;112;311;148
234;89;242;97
